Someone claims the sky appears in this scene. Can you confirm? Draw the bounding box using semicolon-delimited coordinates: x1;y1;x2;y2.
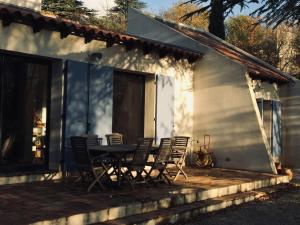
83;0;260;17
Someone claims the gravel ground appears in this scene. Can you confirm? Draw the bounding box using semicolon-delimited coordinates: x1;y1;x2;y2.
178;185;300;225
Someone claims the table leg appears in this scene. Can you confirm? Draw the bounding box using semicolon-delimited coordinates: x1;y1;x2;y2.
117;156;122;187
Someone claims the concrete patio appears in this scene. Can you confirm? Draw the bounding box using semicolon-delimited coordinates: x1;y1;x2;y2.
0;168;289;225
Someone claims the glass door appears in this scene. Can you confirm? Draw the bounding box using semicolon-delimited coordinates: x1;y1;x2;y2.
0;54;50;173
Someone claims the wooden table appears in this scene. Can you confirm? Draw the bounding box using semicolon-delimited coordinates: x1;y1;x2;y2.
89;145;133;187
89;145;159;187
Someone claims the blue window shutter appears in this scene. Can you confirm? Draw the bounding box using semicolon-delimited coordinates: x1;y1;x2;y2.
88;66;113;144
156;75;175;143
272;101;282;160
64;60;89;170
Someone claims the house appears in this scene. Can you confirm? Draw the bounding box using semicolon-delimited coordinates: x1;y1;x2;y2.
0;0;299;183
0;0;201;177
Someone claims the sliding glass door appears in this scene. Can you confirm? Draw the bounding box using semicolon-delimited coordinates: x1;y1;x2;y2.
0;54;50;172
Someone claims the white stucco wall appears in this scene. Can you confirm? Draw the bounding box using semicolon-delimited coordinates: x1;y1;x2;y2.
0;21;194;148
280;80;300;168
0;0;42;11
0;23;106;62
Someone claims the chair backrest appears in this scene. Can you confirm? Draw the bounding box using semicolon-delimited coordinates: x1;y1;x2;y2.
70;136;91;170
155;138;172;164
105;133;123;145
131;138;154;169
173;136;190;149
82;134;102;148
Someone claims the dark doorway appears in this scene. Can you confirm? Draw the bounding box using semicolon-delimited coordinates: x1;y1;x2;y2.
112;71;145;144
0;54;50;172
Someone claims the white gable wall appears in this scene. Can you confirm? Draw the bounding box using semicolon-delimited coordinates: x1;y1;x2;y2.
194;50;276;173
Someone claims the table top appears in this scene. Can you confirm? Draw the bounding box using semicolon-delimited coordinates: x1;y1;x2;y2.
89;144;136;153
89;144;159;154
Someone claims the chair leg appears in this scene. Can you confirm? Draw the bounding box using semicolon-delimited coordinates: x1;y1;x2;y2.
144;168;156;186
173;162;187;181
162;172;172;185
87;170;107;192
123;171;135;190
72;176;82;184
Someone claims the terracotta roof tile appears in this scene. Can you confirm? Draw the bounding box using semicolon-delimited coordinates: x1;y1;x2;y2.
0;4;202;62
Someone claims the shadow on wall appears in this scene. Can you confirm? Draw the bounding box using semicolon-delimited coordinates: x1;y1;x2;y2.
88;66;113;139
194;54;248;90
282;94;300;167
0;0;42;11
0;23;104;62
194;103;274;172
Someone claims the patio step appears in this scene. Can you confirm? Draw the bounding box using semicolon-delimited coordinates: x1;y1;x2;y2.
28;174;289;225
98;184;288;225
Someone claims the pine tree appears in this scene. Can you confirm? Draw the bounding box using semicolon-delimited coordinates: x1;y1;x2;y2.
109;0;147;18
100;0;147;32
182;0;258;39
253;0;300;27
42;0;97;24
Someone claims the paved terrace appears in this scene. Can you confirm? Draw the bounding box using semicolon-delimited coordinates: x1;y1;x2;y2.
0;168;288;225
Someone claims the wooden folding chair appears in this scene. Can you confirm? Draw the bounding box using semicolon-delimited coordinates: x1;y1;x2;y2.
70;136;110;192
167;136;190;181
122;138;154;189
105;133;123;145
145;138;173;185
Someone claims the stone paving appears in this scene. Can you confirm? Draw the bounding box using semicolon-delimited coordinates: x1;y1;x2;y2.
177;184;300;225
0;168;284;225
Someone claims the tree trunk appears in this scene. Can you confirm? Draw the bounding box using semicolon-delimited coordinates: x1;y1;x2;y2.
208;0;225;39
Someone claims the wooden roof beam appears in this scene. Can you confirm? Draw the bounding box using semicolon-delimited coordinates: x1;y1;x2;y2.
142;43;152;55
32;18;45;33
187;55;199;64
1;12;12;27
158;48;168;58
84;30;95;43
124;41;135;51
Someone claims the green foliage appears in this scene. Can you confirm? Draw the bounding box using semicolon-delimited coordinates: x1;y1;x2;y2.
182;0;258;39
252;0;300;28
161;0;209;30
226;16;300;75
109;0;147;17
226;16;280;67
101;0;147;32
293;29;300;58
291;28;300;76
42;0;97;24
